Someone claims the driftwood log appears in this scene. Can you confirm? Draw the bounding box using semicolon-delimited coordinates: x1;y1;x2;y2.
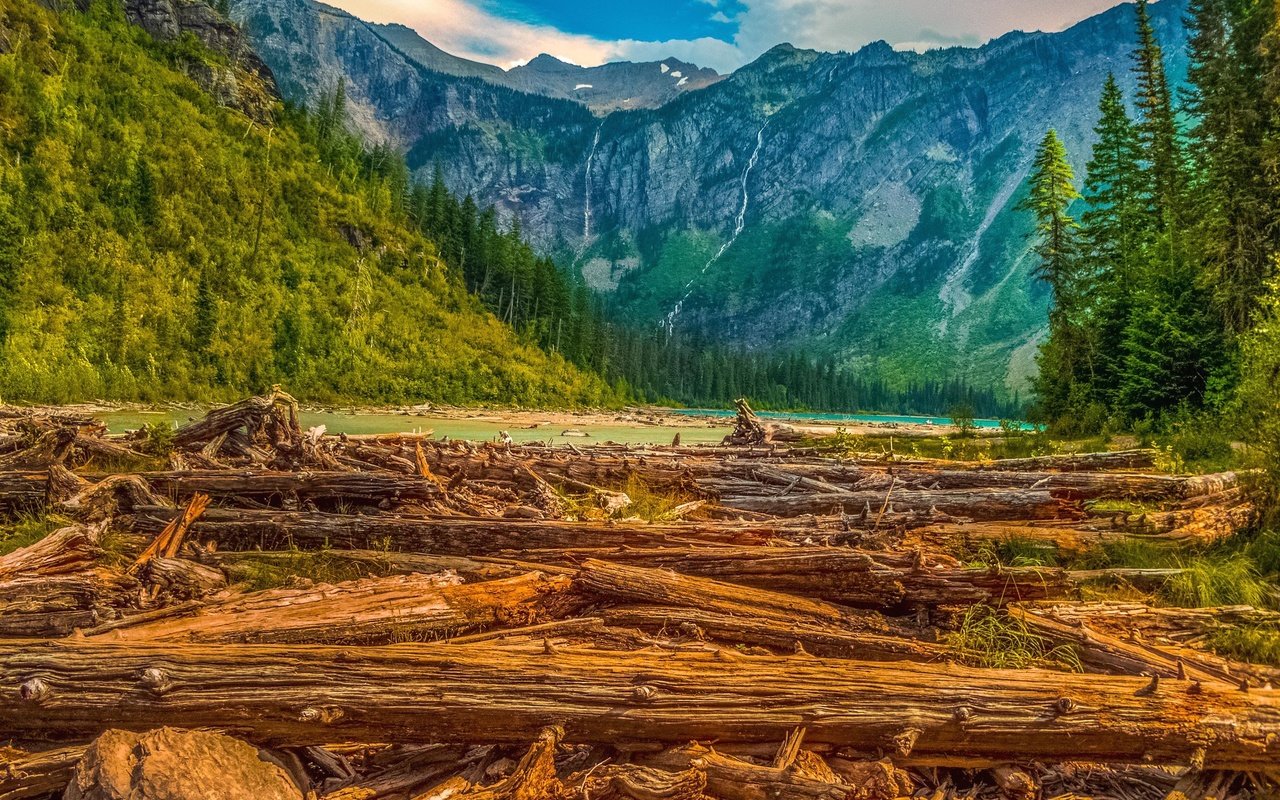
127;506;779;553
97;572;575;645
1;640;1277;768
536;546;1076;609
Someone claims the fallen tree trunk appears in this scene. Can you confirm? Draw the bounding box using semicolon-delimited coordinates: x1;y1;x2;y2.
575;558;885;631
212;549;531;584
139;470;440;504
0;472;49;514
96;572;576;645
1;640;1277;768
960;449;1158;472
0;524;102;580
127;506;778;553
718;488;1070;520
1008;606;1235;685
0;570;139;637
598;606;946;661
0;525;138;637
536;546;1076;609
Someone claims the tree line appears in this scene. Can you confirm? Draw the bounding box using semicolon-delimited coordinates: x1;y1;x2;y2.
1022;0;1279;440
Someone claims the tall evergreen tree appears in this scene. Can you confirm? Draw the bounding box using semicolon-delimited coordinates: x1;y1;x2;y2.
1019;130;1086;422
1081;75;1143;401
1132;0;1185;232
1185;0;1278;334
1112;0;1223;419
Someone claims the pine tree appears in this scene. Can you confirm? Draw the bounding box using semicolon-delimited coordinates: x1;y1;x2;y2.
1185;0;1277;334
1019;130;1082;305
192;268;217;356
1132;0;1185;231
1081;74;1143;402
1018;130;1087;423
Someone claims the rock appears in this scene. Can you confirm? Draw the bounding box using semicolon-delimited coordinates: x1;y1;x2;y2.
122;0;279;122
64;728;303;800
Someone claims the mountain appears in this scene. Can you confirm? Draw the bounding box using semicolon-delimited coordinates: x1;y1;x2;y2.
503;53;721;113
233;0;1191;395
0;0;610;405
374;24;722;113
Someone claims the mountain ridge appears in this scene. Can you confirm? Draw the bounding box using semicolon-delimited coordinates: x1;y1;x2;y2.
232;0;1191;395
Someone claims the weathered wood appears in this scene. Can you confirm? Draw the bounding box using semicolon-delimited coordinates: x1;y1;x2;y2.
140;470;440;504
961;449;1158;472
533;546;1077;609
319;745;472;800
598;606;945;661
575;559;886;631
1015;602;1280;686
145;557;227;600
127;506;778;553
0;472;49;514
569;763;707;800
0;428;75;470
2;640;1277;767
0;570;139;637
718;488;1069;520
213;550;529;584
0;525;101;581
59;474;169;521
0;743;87;800
96;572;576;645
1008;605;1234;685
128;493;209;575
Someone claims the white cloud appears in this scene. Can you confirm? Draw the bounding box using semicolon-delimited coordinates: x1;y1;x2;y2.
326;0;1132;74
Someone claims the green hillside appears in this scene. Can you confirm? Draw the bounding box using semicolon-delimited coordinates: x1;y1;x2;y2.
0;0;612;406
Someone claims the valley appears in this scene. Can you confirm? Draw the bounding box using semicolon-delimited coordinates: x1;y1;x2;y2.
231;0;1190;390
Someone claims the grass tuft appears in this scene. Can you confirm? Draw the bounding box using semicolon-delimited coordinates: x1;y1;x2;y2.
222;551;378;592
0;514;66;556
620;475;696;522
1160;554;1271;608
946;606;1082;671
1207;625;1280;666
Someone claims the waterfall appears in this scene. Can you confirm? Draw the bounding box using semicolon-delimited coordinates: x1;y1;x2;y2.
662;121;768;336
581;123;602;251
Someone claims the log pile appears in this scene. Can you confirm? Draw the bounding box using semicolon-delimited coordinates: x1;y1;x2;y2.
0;393;1276;800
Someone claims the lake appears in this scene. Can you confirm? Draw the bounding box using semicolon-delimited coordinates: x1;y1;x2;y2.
95;407;1022;445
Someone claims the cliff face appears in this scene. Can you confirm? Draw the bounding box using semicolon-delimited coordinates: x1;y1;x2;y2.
124;0;278;121
233;0;1190;391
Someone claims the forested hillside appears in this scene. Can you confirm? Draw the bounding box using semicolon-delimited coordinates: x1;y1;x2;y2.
1022;0;1279;441
0;0;1020;416
0;0;612;406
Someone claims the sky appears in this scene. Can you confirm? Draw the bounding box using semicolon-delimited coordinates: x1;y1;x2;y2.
326;0;1132;74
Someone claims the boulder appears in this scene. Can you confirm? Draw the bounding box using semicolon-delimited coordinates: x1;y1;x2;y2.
64;728;302;800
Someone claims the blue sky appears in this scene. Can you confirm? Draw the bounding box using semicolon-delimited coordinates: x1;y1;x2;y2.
487;0;747;43
333;0;1133;73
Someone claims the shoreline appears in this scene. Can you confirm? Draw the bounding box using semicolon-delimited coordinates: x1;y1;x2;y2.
14;401;976;439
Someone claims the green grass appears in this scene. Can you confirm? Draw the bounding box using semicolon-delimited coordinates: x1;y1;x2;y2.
1087;499;1165;515
620;475;697;522
0;514;66;556
1068;538;1181;571
963;536;1060;568
1161;554;1271;608
221;551;381;591
946;606;1082;671
1206;625;1280;666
